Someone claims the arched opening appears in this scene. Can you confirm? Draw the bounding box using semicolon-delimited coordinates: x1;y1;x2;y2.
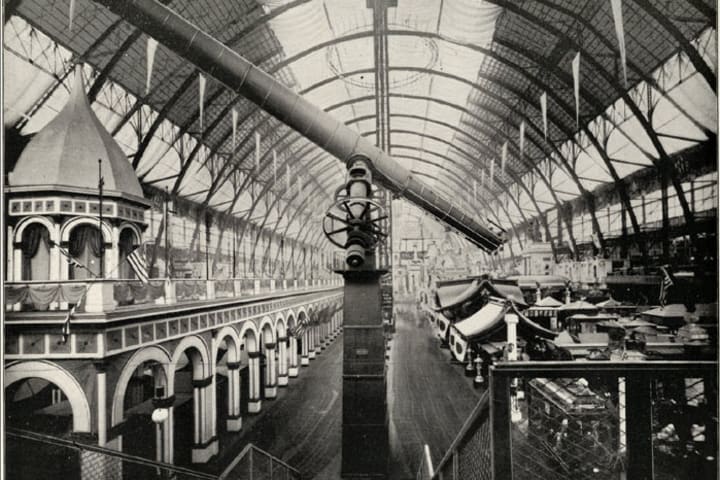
118;228;139;279
240;327;262;413
298;310;310;365
286;314;299;377
5;361;91;478
20;223;51;280
276;318;288;387
260;320;277;399
68;224;105;279
172;343;208;467
214;328;242;441
121;359;169;475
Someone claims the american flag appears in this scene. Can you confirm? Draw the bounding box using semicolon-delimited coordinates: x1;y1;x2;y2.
127;247;150;284
659;266;674;308
290;315;310;339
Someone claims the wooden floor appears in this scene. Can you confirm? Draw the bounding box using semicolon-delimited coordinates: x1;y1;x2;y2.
204;302;481;480
387;303;483;479
206;333;343;480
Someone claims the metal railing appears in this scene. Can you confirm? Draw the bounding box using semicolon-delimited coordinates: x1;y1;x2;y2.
218;443;301;480
6;428;216;480
432;390;492;480
430;361;718;480
416;444;435;480
5;277;342;313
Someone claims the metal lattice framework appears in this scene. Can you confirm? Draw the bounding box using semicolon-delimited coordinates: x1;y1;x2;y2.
4;0;717;257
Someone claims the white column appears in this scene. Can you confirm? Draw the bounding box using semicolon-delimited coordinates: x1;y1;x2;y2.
505;314;519;360
226;364;242;431
165;406;173;463
247;354;262;413
505;313;522;423
13;248;22;282
314;325;321;354
191;379;218;463
308;327;316;359
289;336;299;377
107;225;119;279
301;331;310;365
96;368;107;446
264;343;278;398
7;225;14;282
277;337;288;386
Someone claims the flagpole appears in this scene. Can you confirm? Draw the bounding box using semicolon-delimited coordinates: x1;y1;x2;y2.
98;159;105;279
164;186;170;278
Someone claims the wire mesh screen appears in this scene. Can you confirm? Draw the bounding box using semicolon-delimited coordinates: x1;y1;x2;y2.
509;374;717;480
456;418;493;480
652;376;717;479
433;392;493;480
6;429;214;480
511;377;625;480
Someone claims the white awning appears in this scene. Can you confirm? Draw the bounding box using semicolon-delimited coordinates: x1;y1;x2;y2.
452;300;506;339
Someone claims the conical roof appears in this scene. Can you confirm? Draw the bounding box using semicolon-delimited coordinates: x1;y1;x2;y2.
9;66;147;205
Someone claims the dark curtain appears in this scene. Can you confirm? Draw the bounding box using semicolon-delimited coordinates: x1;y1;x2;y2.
22;224;49;258
69;225;103;258
118;229;136;279
21;225;50;281
68;225;103;279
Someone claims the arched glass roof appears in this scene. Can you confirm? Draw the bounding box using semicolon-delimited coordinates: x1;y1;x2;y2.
4;0;717;248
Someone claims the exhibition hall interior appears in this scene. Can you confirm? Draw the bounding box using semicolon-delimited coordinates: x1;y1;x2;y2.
2;0;718;479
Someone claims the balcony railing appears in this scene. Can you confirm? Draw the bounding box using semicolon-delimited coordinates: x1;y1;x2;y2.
5;276;343;314
218;443;301;480
429;360;718;480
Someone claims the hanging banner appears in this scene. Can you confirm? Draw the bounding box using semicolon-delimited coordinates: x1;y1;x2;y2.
480;168;485;187
146;38;158;95
501;142;507;175
572;52;580;130
296;175;302;198
473;179;477;201
519;121;525;158
231;109;238;151
540;91;548;141
489;158;495;184
254;132;261;170
68;0;76;31
286;164;291;193
198;73;206;132
610;0;628;87
272;149;278;187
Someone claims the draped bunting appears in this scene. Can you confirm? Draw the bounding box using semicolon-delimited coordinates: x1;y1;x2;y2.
198;73;206;131
540;92;548;141
146;38;158;95
113;280;165;306
610;0;628;86
572;52;581;129
519;121;525;158
68;0;76;31
501;142;507;175
175;280;206;301
5;283;87;311
255;132;261;170
232;109;238;151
